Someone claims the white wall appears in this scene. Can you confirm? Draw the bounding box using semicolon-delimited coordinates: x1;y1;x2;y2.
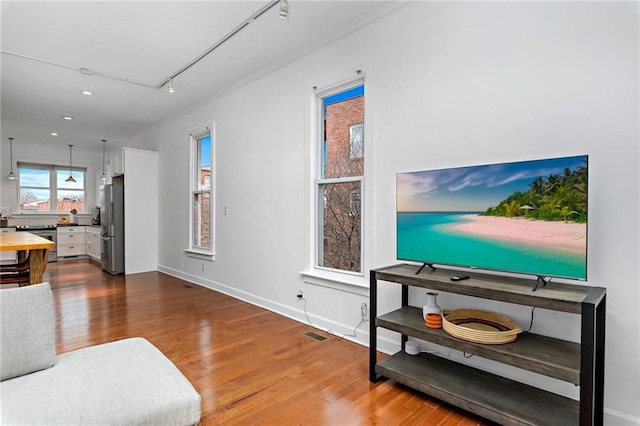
138;2;638;423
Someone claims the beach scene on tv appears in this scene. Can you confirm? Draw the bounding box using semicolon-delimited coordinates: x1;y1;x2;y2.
396;155;588;280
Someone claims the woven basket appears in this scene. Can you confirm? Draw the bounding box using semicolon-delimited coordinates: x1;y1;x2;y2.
442;309;523;345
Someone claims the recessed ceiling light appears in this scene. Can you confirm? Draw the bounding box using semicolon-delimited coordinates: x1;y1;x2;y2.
62;116;74;120
51;132;59;136
81;90;93;95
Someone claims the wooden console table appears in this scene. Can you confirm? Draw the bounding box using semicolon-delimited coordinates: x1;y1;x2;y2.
370;264;606;426
0;232;55;285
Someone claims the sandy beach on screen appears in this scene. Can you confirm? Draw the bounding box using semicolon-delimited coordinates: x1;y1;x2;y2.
450;215;587;254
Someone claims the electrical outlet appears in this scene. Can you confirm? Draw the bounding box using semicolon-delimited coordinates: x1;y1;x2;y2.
201;263;205;271
297;289;303;299
361;302;368;320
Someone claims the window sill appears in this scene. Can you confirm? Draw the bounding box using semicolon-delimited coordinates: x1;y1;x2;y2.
184;249;215;261
299;270;369;296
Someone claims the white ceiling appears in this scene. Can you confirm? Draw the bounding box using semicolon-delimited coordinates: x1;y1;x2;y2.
1;1;396;152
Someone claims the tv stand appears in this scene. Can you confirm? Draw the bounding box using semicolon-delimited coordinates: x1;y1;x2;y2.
369;264;606;426
415;262;436;275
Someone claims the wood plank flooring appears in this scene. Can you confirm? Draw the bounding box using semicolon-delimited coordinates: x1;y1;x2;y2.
35;260;492;425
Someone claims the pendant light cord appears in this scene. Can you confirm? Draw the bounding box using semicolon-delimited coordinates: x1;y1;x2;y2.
65;144;76;183
102;140;106;176
8;137;18;180
9;138;14;174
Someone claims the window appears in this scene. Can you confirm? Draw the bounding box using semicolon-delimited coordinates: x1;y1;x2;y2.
190;126;214;255
316;84;364;274
17;163;86;212
348;189;361;217
349;123;364;159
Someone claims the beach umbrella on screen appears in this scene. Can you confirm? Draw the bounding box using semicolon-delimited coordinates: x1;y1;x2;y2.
520;205;534;217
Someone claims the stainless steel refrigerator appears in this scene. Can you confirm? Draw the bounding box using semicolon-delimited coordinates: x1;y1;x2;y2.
100;183;124;275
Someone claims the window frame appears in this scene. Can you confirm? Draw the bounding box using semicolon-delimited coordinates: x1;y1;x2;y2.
17;162;87;213
186;124;215;259
313;79;365;278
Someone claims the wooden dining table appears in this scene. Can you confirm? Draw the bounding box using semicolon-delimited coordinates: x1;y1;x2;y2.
0;231;55;285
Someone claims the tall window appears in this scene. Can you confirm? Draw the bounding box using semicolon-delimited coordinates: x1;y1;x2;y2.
18;163;86;212
316;84;364;273
190;127;214;254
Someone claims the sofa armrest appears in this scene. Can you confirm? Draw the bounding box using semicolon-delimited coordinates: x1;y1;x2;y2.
0;337;201;425
0;282;56;381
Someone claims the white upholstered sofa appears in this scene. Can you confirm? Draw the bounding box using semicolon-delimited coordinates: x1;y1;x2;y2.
0;282;201;425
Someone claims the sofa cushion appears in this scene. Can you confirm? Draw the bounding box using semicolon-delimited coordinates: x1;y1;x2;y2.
0;337;201;425
0;282;57;381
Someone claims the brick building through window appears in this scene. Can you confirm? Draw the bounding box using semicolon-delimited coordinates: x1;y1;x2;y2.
319;87;364;272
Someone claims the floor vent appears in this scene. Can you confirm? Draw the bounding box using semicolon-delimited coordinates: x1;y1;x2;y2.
304;331;327;342
183;284;193;288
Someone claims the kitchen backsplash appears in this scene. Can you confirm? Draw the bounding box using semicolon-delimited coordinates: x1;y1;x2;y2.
2;214;92;227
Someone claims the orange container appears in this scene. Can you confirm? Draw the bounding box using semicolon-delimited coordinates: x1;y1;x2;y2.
425;313;442;329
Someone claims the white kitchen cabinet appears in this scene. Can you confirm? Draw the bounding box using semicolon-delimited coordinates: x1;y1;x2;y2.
120;148;158;274
86;226;102;262
110;150;125;176
103;147;158;274
0;227;17;264
57;226;87;258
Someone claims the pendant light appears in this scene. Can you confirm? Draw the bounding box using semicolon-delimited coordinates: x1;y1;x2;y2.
7;137;18;180
65;144;77;183
100;139;107;184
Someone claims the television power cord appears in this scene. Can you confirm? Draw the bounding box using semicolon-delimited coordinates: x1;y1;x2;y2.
299;296;368;342
524;306;536;333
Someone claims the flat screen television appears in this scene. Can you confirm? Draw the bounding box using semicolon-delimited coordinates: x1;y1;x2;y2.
396;155;588;281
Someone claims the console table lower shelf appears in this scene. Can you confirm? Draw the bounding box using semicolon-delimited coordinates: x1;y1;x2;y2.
376;351;578;426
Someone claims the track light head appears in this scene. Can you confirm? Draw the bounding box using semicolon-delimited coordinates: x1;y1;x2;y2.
168;79;175;93
279;0;289;19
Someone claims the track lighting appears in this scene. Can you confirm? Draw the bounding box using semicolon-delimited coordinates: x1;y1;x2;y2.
279;0;289;19
6;2;288;94
168;79;175;93
7;137;18;180
65;144;77;183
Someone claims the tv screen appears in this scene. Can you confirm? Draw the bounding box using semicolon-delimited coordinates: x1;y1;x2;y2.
396;155;588;280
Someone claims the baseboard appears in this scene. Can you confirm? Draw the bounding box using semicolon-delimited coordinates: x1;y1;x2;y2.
157;264;372;348
604;409;640;425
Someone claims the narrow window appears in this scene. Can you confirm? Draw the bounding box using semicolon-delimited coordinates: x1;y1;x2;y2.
190;127;214;254
316;84;364;273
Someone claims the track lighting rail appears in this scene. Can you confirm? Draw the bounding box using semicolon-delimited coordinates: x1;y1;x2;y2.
1;0;282;92
158;0;280;90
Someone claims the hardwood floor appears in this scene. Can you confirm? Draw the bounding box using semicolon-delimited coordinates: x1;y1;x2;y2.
38;260;492;425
